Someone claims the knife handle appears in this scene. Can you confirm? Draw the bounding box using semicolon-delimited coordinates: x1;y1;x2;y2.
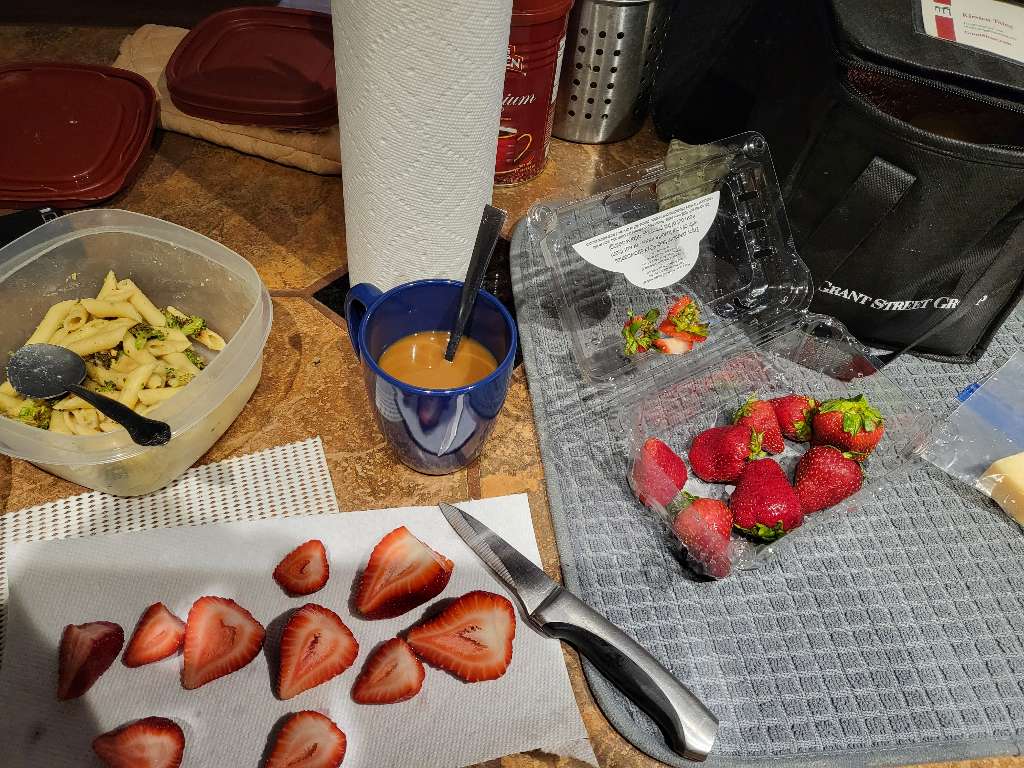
533;589;718;762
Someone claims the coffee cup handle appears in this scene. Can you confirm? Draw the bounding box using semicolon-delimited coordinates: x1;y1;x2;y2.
344;283;383;362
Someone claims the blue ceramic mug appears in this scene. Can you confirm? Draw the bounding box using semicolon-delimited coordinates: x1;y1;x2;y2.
345;279;518;475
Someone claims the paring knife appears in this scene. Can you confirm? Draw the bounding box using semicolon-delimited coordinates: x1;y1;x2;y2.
438;502;718;762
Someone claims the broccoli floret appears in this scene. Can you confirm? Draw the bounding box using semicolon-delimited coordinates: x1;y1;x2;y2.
90;349;119;369
129;323;166;350
183;348;206;370
17;401;52;429
167;368;193;387
162;308;206;337
97;381;117;393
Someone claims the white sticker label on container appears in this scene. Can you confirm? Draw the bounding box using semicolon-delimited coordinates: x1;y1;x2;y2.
919;0;1024;64
571;191;719;289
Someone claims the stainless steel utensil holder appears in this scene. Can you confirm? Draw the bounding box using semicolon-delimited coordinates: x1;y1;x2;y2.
552;0;672;144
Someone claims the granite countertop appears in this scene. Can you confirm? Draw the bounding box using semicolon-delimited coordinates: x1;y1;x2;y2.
1;24;1019;768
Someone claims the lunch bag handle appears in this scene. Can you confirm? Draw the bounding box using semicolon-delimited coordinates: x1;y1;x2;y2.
803;156;916;280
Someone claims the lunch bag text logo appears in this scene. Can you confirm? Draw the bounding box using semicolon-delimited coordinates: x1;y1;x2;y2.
818;280;961;311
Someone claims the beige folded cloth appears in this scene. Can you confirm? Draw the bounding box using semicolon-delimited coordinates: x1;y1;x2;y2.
114;24;342;175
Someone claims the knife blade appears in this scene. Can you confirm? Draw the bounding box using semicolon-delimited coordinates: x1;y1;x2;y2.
439;502;719;762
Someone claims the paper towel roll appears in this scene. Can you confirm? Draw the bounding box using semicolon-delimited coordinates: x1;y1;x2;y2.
332;0;512;291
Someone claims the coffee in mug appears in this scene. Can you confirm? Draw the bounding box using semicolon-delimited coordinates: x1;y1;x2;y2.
378;331;498;389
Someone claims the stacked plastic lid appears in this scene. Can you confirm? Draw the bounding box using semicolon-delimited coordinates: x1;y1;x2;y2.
166;7;338;129
525;133;932;578
0;63;157;209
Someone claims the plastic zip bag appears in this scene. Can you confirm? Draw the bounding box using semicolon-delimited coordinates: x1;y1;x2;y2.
921;351;1024;527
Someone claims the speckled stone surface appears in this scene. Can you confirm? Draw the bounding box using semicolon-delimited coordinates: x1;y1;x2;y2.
1;23;1020;768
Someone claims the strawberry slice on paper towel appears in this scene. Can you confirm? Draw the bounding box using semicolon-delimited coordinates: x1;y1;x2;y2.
57;620;124;700
406;590;515;683
278;603;359;700
265;711;347;768
274;539;331;596
123;603;185;668
355;526;454;619
352;637;425;704
181;596;265;690
92;717;185;768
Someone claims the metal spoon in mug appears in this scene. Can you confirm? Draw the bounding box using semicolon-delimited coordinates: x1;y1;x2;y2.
444;204;508;362
7;344;172;446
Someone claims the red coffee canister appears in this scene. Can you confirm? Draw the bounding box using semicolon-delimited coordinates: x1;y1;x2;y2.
495;0;574;185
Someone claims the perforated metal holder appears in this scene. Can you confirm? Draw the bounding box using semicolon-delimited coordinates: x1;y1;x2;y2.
552;0;672;143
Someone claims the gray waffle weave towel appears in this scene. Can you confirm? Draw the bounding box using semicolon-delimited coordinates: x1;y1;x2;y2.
510;222;1024;768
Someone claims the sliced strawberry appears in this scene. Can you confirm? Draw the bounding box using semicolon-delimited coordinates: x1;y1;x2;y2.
659;295;709;343
265;711;347;768
352;637;425;704
181;596;265;690
653;337;693;355
355;526;454;619
123;603;186;668
622;308;661;355
57;621;124;700
274;539;330;596
406;590;515;682
93;717;184;768
278;603;359;700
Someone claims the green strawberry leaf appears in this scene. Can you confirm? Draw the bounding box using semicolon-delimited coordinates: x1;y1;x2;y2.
842;411;862;436
748;430;766;459
793;419;810;441
734;395;758;421
863;417;877;433
734;520;786;542
668;491;694;516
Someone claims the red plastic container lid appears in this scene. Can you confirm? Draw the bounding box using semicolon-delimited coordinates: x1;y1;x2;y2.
0;63;157;209
166;7;337;129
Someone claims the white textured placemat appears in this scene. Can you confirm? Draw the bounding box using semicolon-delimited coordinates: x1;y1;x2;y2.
0;439;595;767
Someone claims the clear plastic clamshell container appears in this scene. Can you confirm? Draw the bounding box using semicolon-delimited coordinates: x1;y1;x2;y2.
526;133;933;577
0;210;272;496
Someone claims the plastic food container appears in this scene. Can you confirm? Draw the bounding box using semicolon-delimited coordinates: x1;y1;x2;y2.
0;210;272;496
525;133;933;576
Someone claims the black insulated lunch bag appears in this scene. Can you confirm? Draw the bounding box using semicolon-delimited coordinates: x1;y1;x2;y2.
651;0;1024;362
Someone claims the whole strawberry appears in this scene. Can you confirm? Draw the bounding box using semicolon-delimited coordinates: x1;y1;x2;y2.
812;394;884;461
622;308;660;356
688;424;765;483
770;394;817;442
730;458;804;541
671;493;733;579
733;395;784;454
631;437;689;515
794;445;863;513
658;296;708;343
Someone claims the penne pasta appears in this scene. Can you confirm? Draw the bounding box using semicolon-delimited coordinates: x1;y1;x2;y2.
0;391;26;416
119;363;155;410
62;302;90;332
3;274;225;433
67;409;100;435
123;280;166;326
162;352;202;378
85;362;127;390
194;328;226;351
67;322;140;357
81;298;143;322
48;409;72;434
137;387;180;405
97;270;118;299
147;337;191;356
53;395;96;411
25;299;77;345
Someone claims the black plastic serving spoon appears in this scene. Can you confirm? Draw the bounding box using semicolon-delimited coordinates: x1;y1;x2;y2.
7;344;172;446
444;204;508;362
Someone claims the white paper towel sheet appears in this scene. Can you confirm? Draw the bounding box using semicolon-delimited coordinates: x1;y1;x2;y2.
0;439;595;767
332;0;512;291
